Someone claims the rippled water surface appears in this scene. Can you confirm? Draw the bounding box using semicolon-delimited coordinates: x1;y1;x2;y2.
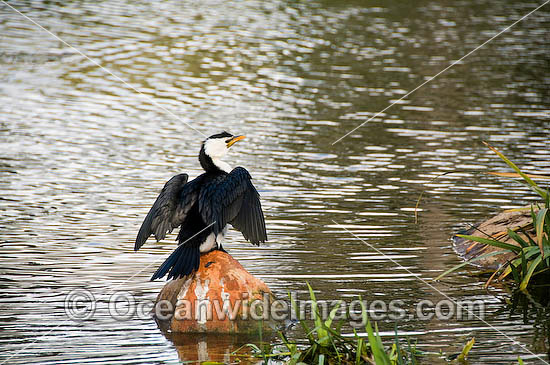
1;0;549;363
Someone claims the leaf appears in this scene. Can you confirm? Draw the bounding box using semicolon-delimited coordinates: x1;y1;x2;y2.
488;172;550;180
483;142;542;194
324;300;342;329
361;300;391;365
355;337;364;365
408;337;417;365
506;228;529;248
531;205;538;229
519;255;543;291
532;186;549;200
456;234;522;253
519;225;538;247
498;258;517;281
499;247;541;281
279;331;298;355
242;343;261;353
522;245;541;258
535;208;548;256
374;323;392;365
435;250;507;280
521;249;528;278
394;325;404;365
503;207;534;213
307;282;328;346
457;337;475;361
509;260;520;282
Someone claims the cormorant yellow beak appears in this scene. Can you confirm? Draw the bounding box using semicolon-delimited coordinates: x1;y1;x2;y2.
227;135;245;147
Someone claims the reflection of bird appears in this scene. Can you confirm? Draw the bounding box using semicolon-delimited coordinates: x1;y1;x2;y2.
135;131;267;280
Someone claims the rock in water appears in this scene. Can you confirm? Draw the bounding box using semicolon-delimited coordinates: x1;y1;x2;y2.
153;250;274;333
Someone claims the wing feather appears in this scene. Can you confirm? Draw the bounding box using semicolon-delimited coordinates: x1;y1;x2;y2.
135;174;200;251
199;167;267;245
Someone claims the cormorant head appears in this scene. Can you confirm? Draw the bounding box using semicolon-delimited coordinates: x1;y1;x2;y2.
202;131;245;159
200;131;245;172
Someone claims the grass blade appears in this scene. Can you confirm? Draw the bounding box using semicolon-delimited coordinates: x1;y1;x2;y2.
394;325;404;365
455;234;521;253
487;172;550;180
519;225;538;247
521;249;528;277
457;337;475;361
506;228;529;248
355;337;363;365
360;300;391;365
374;323;392;365
306;282;329;347
519;255;543;291
532;186;549;199
509;260;520;282
535;208;548;256
483;142;545;199
435;251;507;280
324;300;342;329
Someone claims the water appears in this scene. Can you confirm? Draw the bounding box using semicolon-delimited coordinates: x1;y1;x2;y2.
1;0;549;363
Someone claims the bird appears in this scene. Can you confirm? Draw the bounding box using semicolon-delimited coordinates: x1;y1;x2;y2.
134;131;267;281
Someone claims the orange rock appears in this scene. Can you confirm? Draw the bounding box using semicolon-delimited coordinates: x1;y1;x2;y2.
154;250;275;334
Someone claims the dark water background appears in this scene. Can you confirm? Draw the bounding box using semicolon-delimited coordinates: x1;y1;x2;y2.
1;0;549;363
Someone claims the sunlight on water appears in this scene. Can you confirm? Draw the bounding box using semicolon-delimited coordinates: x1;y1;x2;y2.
1;0;549;363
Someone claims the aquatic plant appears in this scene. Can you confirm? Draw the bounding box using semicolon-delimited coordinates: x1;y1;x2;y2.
233;283;473;364
437;142;550;291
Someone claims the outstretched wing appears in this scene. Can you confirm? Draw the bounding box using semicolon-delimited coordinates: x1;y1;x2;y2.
135;174;200;251
199;167;267;245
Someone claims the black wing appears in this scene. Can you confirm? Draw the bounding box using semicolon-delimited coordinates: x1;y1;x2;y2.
134;174;200;251
199;167;267;245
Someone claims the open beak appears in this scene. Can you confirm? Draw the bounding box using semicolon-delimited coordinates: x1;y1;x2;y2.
226;135;245;147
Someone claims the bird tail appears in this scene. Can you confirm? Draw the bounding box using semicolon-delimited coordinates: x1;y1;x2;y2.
151;244;200;281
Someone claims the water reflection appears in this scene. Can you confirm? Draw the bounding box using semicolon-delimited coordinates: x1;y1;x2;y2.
504;286;550;360
1;0;549;363
164;332;257;364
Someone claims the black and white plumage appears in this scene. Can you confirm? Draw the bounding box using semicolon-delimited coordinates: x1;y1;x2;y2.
134;132;267;281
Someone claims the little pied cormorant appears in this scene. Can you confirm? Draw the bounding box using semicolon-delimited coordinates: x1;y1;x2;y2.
134;131;267;280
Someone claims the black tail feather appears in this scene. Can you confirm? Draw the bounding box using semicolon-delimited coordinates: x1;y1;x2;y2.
151;244;200;281
172;246;191;279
